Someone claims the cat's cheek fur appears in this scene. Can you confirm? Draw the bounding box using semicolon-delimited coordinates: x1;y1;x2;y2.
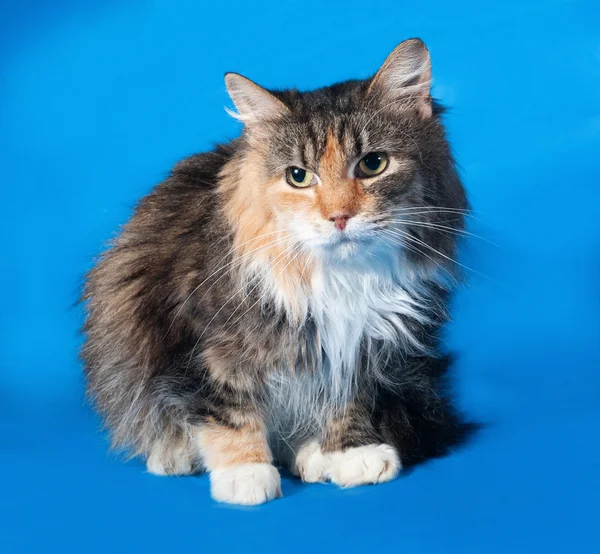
210;464;282;505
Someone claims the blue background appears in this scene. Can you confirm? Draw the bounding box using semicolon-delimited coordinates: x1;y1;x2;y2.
2;1;600;552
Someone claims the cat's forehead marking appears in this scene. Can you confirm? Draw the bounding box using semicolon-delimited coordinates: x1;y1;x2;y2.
319;129;347;182
315;128;366;220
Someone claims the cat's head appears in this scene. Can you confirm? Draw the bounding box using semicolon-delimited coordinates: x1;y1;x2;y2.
222;38;466;274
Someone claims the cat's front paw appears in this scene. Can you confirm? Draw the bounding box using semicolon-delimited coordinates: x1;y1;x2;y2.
329;444;401;487
293;440;331;483
210;463;282;505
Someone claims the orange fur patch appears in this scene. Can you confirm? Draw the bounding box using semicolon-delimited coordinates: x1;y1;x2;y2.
220;149;276;257
195;417;272;470
317;130;365;220
219;149;314;318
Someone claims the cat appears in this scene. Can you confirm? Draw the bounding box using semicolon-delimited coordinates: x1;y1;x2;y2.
82;38;474;505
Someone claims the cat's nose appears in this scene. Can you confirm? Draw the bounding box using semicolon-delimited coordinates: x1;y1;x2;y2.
328;212;354;231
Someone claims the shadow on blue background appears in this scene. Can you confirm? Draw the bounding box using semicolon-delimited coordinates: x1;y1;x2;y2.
1;1;599;553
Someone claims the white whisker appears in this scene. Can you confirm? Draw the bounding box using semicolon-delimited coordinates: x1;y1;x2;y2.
195;235;294;304
384;227;512;291
221;242;300;328
382;218;499;247
185;241;298;369
226;246;306;331
379;229;457;283
163;231;292;338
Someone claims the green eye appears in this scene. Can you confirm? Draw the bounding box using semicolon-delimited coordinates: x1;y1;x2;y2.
286;167;316;188
356;152;389;178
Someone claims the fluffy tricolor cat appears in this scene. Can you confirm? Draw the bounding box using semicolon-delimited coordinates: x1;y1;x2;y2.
82;38;473;505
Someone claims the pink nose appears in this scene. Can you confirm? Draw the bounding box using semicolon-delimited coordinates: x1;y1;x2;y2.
328;213;353;231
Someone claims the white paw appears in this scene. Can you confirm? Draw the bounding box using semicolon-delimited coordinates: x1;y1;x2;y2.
146;441;194;476
294;440;331;483
210;463;282;505
329;444;401;487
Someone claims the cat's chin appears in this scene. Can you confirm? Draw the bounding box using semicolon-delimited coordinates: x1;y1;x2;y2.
318;236;368;261
314;237;404;276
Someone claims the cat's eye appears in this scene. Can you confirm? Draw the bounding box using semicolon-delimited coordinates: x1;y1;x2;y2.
356;152;389;178
286;167;316;188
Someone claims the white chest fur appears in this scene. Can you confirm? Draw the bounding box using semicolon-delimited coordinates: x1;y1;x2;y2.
309;264;427;395
266;254;430;439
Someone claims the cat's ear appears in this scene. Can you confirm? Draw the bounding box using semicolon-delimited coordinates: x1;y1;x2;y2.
225;73;290;125
367;38;433;119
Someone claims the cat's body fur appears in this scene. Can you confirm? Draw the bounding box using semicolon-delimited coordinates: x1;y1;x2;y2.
82;39;474;504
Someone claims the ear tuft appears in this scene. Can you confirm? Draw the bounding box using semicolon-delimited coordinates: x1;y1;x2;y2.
368;38;433;118
224;73;290;125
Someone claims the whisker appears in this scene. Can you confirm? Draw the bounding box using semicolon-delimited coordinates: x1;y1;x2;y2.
381;219;499;247
385;206;488;225
181;242;298;376
386;209;476;220
221;243;300;327
379;229;458;283
225;245;306;331
390;206;472;213
163;232;292;337
385;227;512;291
195;235;294;304
298;249;315;286
192;242;296;349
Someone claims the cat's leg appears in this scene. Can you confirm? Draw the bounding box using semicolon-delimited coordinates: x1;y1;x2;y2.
194;416;281;505
293;401;401;487
322;410;401;487
322;402;401;487
146;435;196;476
143;408;281;504
191;346;282;505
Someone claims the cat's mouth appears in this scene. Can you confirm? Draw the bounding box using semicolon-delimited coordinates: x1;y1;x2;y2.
334;232;356;244
320;229;376;254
